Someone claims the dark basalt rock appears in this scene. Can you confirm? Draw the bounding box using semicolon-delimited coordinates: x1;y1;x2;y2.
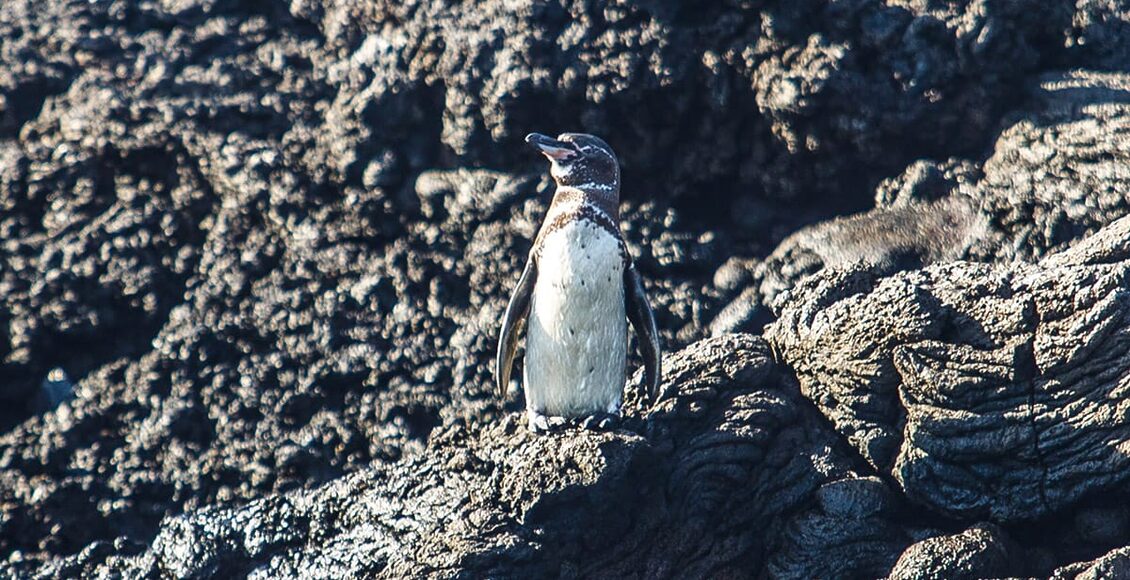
1052;546;1130;580
767;214;1130;522
8;335;919;578
308;0;1072;203
2;0;1130;578
714;70;1130;335
888;523;1017;580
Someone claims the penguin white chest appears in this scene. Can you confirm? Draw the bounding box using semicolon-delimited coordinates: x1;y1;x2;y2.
525;218;627;417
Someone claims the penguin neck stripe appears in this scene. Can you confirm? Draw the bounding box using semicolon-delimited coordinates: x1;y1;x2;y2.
567;182;616;192
549;198;613;221
534;203;626;263
552;187;619;221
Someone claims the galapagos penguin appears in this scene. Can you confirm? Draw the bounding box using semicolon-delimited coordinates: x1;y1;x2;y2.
496;132;662;433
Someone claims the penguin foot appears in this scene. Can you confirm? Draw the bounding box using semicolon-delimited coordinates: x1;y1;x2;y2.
527;410;567;434
577;412;619;431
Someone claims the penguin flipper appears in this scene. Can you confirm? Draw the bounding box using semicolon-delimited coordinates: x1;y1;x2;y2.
624;262;662;401
496;257;538;399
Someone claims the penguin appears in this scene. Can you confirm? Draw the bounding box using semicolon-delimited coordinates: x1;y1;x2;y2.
496;132;662;433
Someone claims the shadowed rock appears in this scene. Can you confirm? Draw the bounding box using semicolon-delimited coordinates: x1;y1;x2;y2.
766;214;1130;522
888;523;1017;580
5;335;925;578
970;71;1130;263
310;0;1071;202
1;0;1130;577
714;70;1130;335
1052;546;1130;580
767;475;914;579
18;322;1130;578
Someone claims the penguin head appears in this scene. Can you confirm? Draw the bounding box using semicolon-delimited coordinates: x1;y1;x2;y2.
526;132;620;195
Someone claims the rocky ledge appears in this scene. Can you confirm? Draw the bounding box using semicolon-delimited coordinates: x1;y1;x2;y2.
23;211;1130;578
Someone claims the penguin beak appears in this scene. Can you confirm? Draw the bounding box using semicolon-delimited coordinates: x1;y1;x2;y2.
526;133;577;161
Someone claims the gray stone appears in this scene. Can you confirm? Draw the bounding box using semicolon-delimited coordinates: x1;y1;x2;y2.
888;523;1016;580
715;70;1130;333
9;336;906;579
1052;546;1130;580
767;214;1130;521
1;0;1130;577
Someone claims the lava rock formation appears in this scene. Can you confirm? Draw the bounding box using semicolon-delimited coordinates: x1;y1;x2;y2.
3;1;1130;578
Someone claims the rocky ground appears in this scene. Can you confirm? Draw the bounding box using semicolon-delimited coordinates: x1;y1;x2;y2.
2;0;1130;578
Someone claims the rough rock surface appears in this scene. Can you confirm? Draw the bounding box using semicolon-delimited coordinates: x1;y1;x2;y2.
767;213;1130;522
307;0;1072;203
888;523;1017;580
3;0;1130;578
10;336;919;578
714;70;1130;335
1052;546;1130;580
